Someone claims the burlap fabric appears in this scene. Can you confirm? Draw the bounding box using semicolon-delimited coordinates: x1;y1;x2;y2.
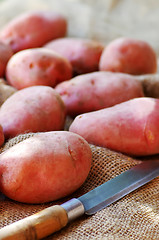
1;0;159;55
0;132;158;240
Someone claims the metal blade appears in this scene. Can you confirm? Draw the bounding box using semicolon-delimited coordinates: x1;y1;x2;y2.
78;160;159;215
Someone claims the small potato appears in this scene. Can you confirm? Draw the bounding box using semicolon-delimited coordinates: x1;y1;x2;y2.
69;97;159;156
6;48;72;90
0;42;13;77
55;71;144;116
0;86;66;139
0;131;92;203
99;38;157;75
44;37;104;75
0;11;67;53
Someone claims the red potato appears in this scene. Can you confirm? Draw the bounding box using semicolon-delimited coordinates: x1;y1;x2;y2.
5;48;72;90
0;42;13;77
0;131;92;203
99;38;157;75
0;11;67;53
69;97;159;156
0;86;66;139
55;71;144;116
44;37;104;75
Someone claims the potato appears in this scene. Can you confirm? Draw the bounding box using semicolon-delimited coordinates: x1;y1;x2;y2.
55;71;144;116
69;97;159;156
44;37;104;75
6;48;72;90
0;78;17;106
0;42;13;77
0;11;67;53
99;38;157;75
0;131;92;203
0;86;66;139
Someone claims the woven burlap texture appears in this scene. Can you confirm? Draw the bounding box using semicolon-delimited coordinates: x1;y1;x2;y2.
0;133;158;240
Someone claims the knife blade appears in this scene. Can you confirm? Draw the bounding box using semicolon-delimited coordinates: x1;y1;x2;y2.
0;159;158;240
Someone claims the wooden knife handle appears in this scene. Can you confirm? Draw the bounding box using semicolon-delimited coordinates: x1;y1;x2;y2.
0;205;68;240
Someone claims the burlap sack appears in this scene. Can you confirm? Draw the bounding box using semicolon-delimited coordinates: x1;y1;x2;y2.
0;132;158;240
1;0;159;55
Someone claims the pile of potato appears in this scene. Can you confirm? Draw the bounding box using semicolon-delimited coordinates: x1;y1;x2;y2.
0;10;158;203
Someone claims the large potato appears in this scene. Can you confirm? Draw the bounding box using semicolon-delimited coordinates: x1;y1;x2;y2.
6;48;72;89
0;86;66;139
44;37;104;75
0;11;67;53
55;71;144;116
99;38;157;75
69;97;159;156
0;42;13;77
0;131;92;203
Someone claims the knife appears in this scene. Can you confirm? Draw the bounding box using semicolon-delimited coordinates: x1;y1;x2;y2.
0;159;158;240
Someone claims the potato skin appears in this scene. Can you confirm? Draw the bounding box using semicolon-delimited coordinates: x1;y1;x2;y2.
69;97;159;156
44;37;104;74
0;131;92;203
0;86;66;139
6;48;72;90
0;11;67;53
55;71;144;116
99;38;157;75
0;42;13;77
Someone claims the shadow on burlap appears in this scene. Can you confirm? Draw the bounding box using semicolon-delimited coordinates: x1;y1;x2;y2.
0;130;158;240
